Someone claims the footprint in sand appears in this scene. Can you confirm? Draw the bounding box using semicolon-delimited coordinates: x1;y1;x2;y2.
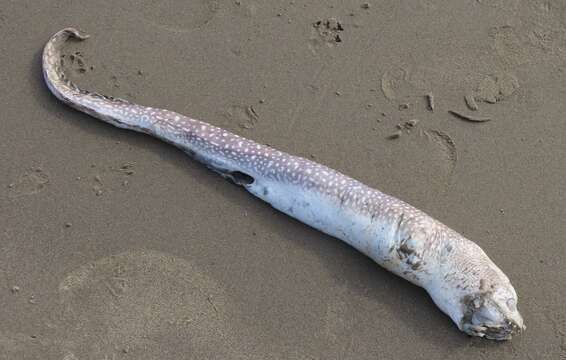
381;66;449;106
387;128;457;190
424;129;457;176
135;0;220;32
487;2;566;65
473;72;520;105
7;167;49;198
489;25;531;67
57;250;244;359
381;67;411;102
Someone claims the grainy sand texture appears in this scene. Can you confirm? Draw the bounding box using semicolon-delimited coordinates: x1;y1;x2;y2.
1;1;566;359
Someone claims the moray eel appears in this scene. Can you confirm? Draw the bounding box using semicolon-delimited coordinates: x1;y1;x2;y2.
43;28;525;340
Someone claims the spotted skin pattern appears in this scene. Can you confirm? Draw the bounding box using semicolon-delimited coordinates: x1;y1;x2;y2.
43;28;525;340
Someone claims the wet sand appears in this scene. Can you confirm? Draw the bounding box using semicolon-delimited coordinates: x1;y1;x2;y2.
1;1;565;359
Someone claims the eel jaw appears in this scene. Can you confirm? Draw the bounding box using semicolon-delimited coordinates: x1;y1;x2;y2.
459;292;525;341
461;319;523;341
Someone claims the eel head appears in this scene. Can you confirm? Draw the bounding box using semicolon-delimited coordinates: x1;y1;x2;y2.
459;286;525;341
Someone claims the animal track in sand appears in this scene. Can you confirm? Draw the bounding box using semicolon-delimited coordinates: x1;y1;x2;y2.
57;250;240;359
7;167;49;197
79;162;136;196
61;51;91;76
225;104;260;130
135;0;220;32
309;18;344;54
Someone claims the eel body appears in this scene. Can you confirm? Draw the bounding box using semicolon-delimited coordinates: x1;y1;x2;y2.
43;28;525;340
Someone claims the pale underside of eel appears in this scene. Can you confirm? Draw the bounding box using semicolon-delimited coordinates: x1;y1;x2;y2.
42;28;525;340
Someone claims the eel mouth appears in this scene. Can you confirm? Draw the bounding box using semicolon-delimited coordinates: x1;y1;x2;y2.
460;292;525;340
462;318;523;341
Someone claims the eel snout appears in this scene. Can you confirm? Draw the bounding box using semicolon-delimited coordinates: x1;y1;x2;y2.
460;290;525;340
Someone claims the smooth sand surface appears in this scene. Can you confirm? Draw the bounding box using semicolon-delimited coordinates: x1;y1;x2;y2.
1;1;565;359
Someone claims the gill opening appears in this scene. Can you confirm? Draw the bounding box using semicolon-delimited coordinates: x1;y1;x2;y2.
227;171;255;186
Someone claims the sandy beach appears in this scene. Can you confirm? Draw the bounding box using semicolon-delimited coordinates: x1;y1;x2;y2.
1;0;565;358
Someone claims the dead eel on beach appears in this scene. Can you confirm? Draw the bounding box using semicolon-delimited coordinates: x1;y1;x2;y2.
43;28;525;340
